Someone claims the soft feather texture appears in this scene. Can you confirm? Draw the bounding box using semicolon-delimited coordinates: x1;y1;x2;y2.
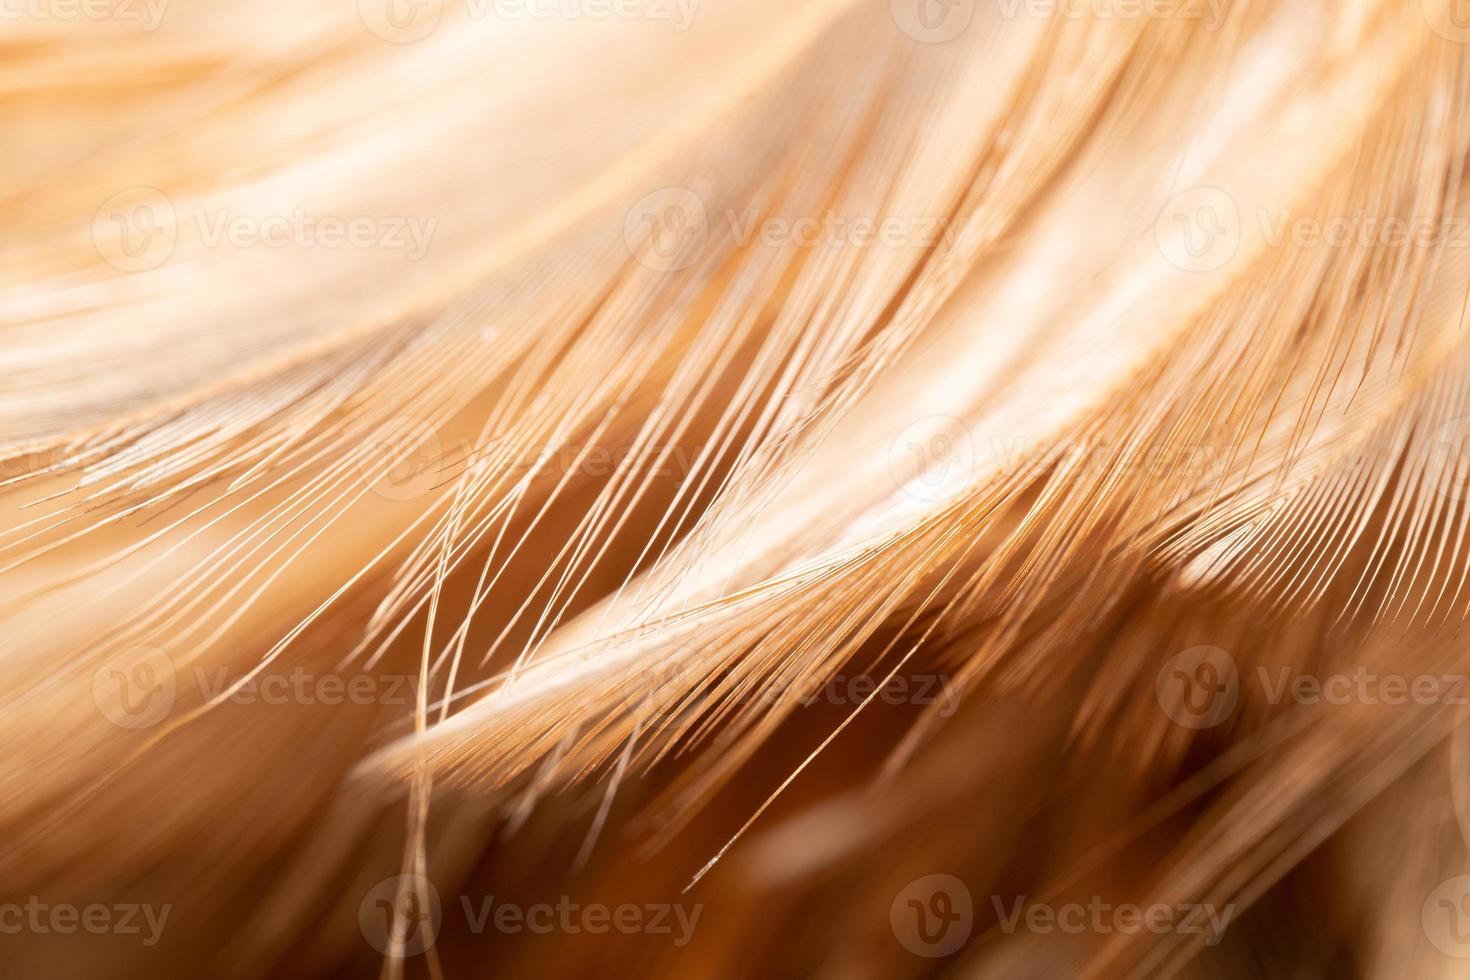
5;0;1470;977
